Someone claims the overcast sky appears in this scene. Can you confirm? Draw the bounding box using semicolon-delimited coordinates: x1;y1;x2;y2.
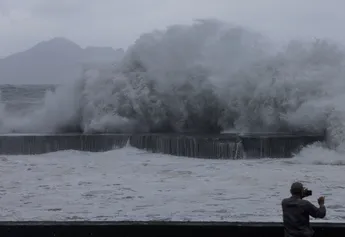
0;0;344;58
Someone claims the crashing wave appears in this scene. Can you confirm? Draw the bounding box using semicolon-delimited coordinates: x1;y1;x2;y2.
1;19;345;152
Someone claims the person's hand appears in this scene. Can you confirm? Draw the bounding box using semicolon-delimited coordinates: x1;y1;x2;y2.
318;196;325;206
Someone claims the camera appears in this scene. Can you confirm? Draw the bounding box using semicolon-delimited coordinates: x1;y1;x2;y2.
302;188;312;198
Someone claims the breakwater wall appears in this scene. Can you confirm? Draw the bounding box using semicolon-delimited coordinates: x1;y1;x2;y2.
0;133;324;158
0;221;343;237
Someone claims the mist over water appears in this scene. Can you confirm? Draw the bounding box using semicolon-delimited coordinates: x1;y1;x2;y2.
1;19;345;153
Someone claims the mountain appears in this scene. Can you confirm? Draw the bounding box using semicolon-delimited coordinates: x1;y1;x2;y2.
0;37;125;84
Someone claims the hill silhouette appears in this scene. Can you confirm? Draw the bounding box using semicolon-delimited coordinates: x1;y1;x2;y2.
0;37;124;84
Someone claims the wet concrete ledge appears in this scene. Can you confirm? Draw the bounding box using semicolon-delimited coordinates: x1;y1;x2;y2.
0;221;343;237
0;133;325;158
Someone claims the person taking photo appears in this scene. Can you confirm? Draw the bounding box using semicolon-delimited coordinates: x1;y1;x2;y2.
282;182;326;237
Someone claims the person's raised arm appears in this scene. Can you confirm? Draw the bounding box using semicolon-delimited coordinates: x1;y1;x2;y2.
305;196;326;219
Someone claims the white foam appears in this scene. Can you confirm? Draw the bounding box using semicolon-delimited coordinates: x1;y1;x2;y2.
0;147;344;222
291;143;345;166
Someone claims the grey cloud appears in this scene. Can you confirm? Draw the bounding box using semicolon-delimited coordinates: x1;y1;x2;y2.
32;1;85;18
1;0;345;57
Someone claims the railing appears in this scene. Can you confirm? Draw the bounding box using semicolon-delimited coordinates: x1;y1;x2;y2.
0;221;343;237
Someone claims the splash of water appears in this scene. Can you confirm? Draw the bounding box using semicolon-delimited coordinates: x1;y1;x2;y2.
1;19;345;154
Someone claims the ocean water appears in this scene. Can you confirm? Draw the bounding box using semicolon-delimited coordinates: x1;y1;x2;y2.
0;89;343;222
0;146;344;222
0;84;55;115
1;19;345;221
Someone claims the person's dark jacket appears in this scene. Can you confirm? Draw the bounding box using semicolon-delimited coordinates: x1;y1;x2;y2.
282;196;326;237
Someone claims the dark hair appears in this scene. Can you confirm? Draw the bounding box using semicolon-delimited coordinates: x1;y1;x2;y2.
290;182;303;195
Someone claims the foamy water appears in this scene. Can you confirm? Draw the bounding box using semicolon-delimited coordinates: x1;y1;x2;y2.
1;146;344;222
1;19;345;222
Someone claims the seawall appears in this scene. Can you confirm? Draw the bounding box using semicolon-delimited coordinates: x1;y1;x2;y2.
0;221;343;237
0;133;324;158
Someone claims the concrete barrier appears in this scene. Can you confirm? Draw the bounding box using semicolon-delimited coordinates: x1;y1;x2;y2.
0;134;129;155
240;133;325;158
0;133;324;158
0;221;343;237
129;134;243;159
